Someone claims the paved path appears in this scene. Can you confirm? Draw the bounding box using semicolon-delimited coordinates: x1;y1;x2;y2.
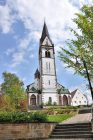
61;113;92;124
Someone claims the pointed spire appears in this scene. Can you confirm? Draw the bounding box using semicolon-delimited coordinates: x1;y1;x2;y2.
40;21;52;44
34;69;40;79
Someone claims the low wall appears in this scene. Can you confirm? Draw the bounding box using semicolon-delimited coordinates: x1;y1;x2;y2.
0;123;57;139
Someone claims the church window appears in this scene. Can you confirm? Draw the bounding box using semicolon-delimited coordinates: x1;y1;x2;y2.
45;51;47;57
48;51;51;57
49;62;50;71
45;51;51;58
46;62;48;72
48;97;52;105
49;80;50;85
30;94;36;105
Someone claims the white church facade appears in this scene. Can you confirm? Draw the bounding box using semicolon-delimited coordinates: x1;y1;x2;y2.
26;22;88;108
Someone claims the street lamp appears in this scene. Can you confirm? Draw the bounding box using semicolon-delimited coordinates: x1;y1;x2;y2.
76;56;93;130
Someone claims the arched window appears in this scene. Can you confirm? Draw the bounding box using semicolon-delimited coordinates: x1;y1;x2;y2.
48;51;50;57
45;51;47;57
63;95;68;106
48;97;52;105
30;94;36;105
45;51;51;58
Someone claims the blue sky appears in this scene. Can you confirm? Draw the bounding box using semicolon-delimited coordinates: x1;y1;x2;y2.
0;0;92;103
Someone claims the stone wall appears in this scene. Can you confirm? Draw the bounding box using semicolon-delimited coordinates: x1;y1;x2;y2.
0;123;56;139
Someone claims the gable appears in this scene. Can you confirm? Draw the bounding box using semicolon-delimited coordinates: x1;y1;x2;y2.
42;36;52;46
73;89;87;101
27;82;35;91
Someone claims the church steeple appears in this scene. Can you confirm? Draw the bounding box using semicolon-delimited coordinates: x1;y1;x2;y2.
34;69;40;79
40;22;52;44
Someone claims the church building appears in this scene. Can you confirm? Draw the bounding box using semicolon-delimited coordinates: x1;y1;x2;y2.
26;22;88;108
26;22;72;108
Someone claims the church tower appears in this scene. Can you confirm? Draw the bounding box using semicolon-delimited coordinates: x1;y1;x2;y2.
39;22;58;105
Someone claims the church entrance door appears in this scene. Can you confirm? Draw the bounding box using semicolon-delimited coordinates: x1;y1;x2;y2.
30;94;36;105
63;95;68;106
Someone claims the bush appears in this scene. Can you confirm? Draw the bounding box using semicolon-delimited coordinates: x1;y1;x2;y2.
0;111;48;123
31;112;47;122
41;107;78;115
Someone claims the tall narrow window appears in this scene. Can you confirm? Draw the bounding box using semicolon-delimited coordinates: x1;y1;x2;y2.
48;51;50;57
45;51;51;58
49;97;52;104
46;62;48;72
49;80;50;85
45;51;47;57
49;62;50;72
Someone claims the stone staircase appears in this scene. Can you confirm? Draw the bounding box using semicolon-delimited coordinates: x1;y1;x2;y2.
50;122;93;139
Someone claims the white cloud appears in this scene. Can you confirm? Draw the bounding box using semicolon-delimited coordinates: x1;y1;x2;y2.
5;48;15;56
11;51;25;68
0;4;14;33
0;0;92;37
0;0;93;71
10;32;37;67
0;0;79;36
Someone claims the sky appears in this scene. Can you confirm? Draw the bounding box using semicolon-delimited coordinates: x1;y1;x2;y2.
0;0;93;103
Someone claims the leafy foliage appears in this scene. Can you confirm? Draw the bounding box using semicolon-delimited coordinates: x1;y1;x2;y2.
0;112;48;123
1;72;27;111
41;107;78;115
59;5;93;81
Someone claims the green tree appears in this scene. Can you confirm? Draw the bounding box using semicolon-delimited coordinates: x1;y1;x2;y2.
59;5;93;97
1;72;26;109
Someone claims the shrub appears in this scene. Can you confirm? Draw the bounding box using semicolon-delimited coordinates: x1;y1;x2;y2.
0;111;48;123
41;107;78;115
31;112;47;122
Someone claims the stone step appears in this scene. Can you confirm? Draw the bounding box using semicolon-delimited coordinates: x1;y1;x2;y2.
56;122;91;126
53;127;91;131
50;134;93;138
55;124;91;128
55;125;91;129
79;108;91;114
50;122;93;139
48;138;93;140
52;131;92;135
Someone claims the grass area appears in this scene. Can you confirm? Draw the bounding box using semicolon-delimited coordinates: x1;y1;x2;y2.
48;114;74;123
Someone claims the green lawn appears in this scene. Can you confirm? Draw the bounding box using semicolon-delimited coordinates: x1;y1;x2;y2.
48;114;74;122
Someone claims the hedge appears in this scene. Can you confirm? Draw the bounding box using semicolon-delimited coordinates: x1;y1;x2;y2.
0;111;48;123
41;108;78;115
